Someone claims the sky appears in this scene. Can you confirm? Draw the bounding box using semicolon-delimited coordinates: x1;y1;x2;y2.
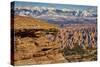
14;1;97;13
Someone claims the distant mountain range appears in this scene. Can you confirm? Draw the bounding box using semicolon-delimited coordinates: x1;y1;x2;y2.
13;6;97;25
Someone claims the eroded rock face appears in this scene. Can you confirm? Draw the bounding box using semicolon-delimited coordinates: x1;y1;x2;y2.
12;16;97;65
13;24;97;65
14;29;66;65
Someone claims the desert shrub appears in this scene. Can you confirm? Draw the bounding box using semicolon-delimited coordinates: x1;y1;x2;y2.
63;45;85;56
